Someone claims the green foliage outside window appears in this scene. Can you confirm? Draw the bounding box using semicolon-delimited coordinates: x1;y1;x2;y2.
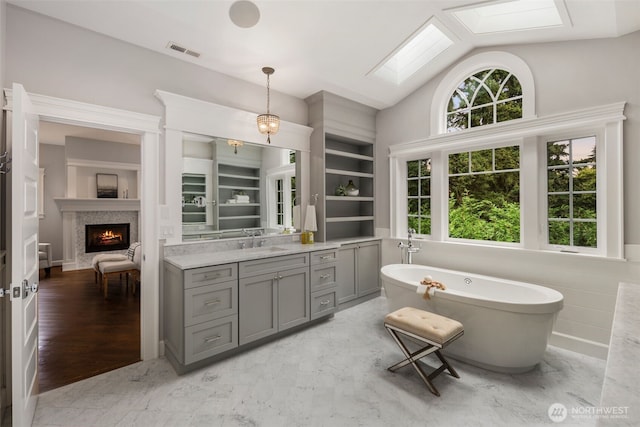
447;69;523;132
448;145;520;243
547;137;597;248
407;159;431;235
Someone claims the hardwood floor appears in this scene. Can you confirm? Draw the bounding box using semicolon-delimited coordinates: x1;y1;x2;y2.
38;267;140;393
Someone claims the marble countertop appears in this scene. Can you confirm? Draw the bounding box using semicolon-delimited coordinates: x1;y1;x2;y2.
599;281;640;424
165;241;341;270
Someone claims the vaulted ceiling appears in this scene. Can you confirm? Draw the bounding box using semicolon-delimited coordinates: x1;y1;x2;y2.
9;0;640;110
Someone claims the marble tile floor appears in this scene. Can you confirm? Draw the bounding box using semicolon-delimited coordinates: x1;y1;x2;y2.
34;297;608;427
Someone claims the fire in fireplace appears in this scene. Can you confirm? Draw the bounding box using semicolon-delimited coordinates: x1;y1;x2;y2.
85;223;130;253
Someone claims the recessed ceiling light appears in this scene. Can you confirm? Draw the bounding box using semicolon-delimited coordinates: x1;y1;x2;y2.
370;18;454;85
450;0;564;34
229;1;260;29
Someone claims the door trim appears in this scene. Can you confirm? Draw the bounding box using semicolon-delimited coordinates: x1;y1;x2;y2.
4;88;162;360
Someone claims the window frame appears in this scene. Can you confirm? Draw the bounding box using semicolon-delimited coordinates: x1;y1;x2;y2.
389;102;625;259
266;164;296;230
431;52;536;136
444;140;523;247
540;129;605;255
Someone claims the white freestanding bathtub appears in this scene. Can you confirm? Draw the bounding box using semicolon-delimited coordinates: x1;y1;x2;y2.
380;263;564;373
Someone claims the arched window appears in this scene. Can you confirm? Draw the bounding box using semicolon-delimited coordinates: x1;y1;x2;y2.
430;51;535;136
447;69;522;132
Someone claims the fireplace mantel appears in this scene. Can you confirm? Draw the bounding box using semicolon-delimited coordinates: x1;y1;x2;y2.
54;198;140;212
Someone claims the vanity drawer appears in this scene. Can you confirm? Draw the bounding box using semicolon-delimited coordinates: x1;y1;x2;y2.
184;281;237;327
310;263;337;292
185;315;238;364
239;253;309;278
311;289;337;320
185;263;237;289
310;249;339;265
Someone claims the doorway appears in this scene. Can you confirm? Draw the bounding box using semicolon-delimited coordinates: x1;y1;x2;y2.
37;121;144;392
3;87;160;422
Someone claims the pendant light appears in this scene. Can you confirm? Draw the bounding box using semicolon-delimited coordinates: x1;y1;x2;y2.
256;66;280;143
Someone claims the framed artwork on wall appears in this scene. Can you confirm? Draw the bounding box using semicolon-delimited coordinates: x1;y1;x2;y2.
96;173;118;198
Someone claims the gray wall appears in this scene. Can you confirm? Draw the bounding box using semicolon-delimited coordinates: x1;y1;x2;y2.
5;5;308;125
38;144;65;262
66;137;140;165
375;31;640;356
376;31;640;244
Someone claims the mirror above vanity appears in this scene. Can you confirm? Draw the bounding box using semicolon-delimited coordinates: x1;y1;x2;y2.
155;89;312;245
182;133;298;241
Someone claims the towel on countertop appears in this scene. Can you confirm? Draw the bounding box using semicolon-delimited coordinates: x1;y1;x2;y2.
304;205;317;232
415;275;446;300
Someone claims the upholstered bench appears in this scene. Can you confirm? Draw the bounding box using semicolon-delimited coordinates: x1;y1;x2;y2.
96;242;141;299
384;306;464;396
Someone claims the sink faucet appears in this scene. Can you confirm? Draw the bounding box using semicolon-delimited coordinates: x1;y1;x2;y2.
242;228;263;248
398;228;420;264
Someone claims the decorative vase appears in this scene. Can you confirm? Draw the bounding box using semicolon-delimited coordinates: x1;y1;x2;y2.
345;180;359;196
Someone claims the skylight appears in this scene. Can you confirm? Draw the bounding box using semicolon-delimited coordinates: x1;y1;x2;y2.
451;0;564;34
371;19;454;85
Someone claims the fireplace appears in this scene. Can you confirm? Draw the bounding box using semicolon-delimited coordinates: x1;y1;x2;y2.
85;223;130;253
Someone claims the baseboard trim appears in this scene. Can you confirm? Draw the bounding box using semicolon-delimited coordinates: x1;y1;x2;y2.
550;331;609;360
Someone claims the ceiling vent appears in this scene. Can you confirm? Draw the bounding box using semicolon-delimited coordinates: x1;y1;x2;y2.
167;42;201;58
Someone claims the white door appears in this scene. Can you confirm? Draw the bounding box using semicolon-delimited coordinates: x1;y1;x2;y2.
9;83;40;427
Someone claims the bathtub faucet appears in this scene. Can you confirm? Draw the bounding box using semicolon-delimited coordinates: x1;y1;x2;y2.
398;228;421;264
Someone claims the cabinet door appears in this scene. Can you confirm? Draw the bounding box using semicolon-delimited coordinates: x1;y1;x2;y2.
277;266;310;331
357;241;381;297
336;245;357;304
239;273;277;345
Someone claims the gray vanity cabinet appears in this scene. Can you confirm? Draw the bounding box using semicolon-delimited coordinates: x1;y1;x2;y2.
164;262;239;367
309;249;339;319
337;240;381;307
239;254;310;345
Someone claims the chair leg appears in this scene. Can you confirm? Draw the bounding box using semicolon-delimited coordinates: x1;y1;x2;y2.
386;327;441;396
103;274;109;299
435;350;460;379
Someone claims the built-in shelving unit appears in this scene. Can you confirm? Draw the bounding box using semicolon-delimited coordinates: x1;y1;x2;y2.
323;135;375;240
217;163;261;231
182;173;207;223
306;91;377;242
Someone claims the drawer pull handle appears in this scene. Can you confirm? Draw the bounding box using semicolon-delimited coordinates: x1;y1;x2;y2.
204;335;221;343
204;273;221;280
320;255;333;260
204;299;221;306
319;299;331;305
320;274;331;279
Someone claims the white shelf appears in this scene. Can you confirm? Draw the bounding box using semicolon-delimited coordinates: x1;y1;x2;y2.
326;216;374;223
219;215;261;220
325;196;374;202
219;203;260;207
325;168;374;178
325;149;374;162
218;173;260;180
218;185;259;191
